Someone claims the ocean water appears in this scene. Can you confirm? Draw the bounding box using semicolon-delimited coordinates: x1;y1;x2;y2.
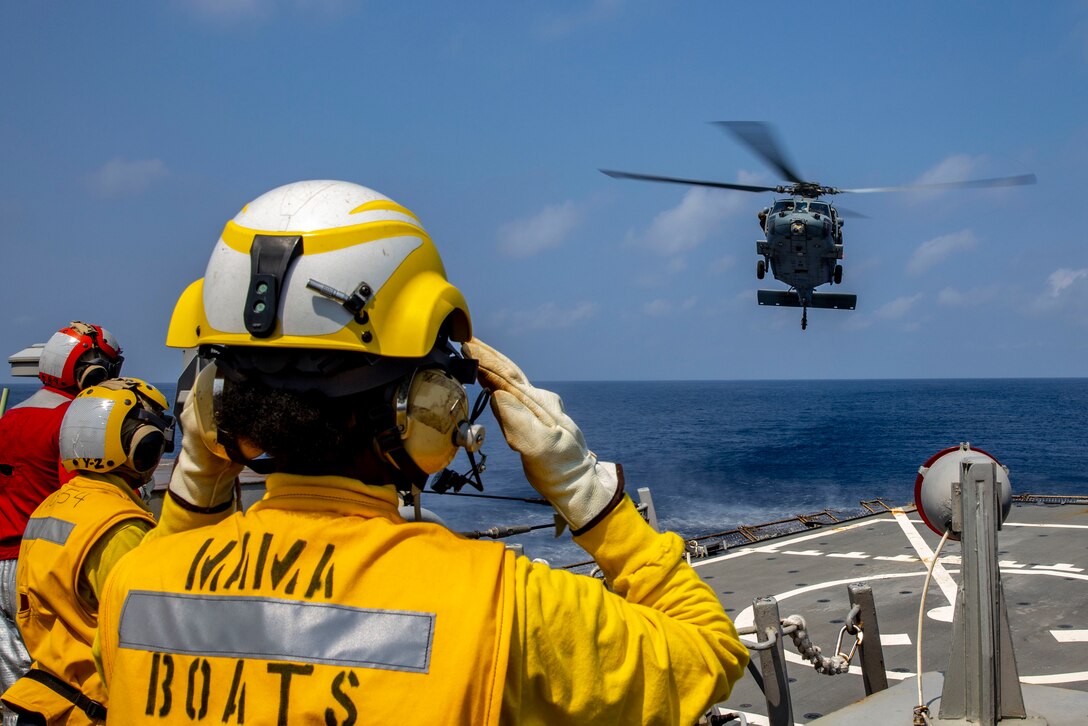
4;378;1087;564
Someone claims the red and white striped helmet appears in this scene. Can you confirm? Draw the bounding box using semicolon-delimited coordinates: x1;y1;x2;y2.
38;321;123;392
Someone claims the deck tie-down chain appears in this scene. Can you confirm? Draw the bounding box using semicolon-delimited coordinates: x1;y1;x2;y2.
739;604;863;675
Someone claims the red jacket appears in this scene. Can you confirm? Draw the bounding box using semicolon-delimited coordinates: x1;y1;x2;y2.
0;386;77;559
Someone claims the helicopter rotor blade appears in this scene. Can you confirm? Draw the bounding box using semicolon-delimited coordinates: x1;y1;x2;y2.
838;173;1037;194
712;121;806;185
600;169;780;193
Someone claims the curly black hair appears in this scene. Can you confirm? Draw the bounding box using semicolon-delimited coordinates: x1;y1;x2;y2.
214;379;391;478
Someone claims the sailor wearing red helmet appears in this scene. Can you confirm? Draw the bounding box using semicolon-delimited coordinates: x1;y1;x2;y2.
0;322;122;724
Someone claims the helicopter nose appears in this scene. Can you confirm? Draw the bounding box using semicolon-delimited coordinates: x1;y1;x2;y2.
790;220;806;235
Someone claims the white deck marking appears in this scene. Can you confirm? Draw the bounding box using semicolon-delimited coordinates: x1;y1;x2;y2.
1031;563;1084;572
907;519;1088;531
782;549;823;556
693;546;758;565
1021;671;1088;685
927;605;954;623
827;551;869;559
717;711;799;726
891;508;959;607
880;633;912;646
874;554;917;562
692;516;896;568
1051;630;1088;643
733;567;1088;685
1004;522;1088;529
999;560;1026;568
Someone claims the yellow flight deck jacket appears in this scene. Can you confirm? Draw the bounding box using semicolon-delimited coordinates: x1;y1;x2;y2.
2;474;154;724
96;474;748;725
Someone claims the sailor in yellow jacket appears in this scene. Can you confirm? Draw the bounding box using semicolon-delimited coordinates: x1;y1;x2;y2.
2;378;174;725
93;180;748;725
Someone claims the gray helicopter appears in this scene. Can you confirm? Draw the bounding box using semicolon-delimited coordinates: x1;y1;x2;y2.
602;122;1036;330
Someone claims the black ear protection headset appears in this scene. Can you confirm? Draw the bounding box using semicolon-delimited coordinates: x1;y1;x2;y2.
371;352;482;491
121;406;176;474
75;352;124;389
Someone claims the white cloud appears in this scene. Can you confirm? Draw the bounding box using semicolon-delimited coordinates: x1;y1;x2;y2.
643;297;696;317
1029;268;1088;315
87;158;169;198
497;200;584;258
842;315;873;332
665;257;687;274
843;293;924;331
491;302;597;332
914;154;984;187
179;0;346;24
874;293;923;320
708;256;735;275
907;229;978;275
1046;267;1088;298
937;285;999;306
182;0;266;22
1027;268;1088;325
644;299;671;317
937;288;964;306
627;186;746;256
538;0;624;37
902;153;1032;202
888;154;989;204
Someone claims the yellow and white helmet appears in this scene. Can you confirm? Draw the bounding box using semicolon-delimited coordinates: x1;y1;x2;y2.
167;180;470;359
59;378;175;483
167;181;481;486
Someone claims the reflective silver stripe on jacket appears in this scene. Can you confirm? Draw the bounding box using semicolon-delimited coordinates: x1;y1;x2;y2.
23;517;75;546
118;591;434;672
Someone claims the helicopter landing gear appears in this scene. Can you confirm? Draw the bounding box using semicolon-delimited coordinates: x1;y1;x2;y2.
757;259;766;280
801;306;808;330
834;264;843;285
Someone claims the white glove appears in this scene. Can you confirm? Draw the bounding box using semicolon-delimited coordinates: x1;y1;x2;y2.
168;362;244;513
461;339;625;535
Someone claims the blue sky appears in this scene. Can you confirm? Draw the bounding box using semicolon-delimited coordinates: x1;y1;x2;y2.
2;1;1086;384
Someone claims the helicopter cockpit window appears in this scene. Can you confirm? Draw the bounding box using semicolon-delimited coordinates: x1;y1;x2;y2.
794;201;808;212
810;202;831;216
772;201;795;213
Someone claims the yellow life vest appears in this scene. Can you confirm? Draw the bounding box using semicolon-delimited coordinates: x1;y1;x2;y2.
3;475;154;724
98;475;514;726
